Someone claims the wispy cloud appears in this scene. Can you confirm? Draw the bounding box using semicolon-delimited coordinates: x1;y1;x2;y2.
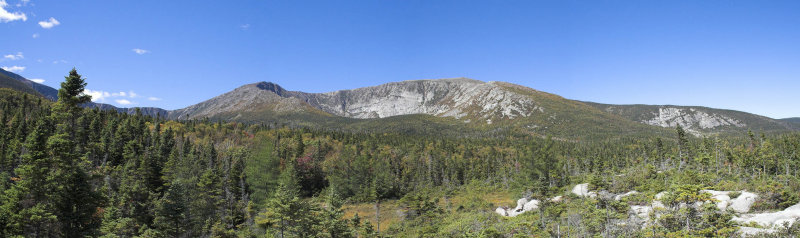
3;52;23;60
32;33;38;38
132;48;149;55
85;89;153;106
0;0;27;23
38;17;60;29
115;99;133;105
52;59;67;64
1;65;25;72
15;0;30;7
240;24;250;30
29;78;44;83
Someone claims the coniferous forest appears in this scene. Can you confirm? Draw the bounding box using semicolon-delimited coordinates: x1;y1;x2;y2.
2;70;800;237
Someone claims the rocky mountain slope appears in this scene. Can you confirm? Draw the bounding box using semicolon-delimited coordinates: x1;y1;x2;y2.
186;78;543;121
168;78;672;139
584;102;797;134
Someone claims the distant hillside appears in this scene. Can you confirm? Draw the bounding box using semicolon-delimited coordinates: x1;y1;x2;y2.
781;117;800;128
583;102;797;135
0;71;43;97
0;69;168;117
0;68;58;100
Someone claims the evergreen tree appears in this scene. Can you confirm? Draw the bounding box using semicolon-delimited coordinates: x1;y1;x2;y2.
153;182;188;237
676;125;688;170
1;120;60;237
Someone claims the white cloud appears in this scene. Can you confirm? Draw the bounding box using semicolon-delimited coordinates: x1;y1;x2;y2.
3;52;23;60
15;0;30;7
240;24;250;30
52;59;67;64
84;89;111;102
132;48;149;55
32;33;38;38
29;78;44;83
38;17;59;29
115;99;133;105
84;89;149;104
1;65;24;72
0;0;27;23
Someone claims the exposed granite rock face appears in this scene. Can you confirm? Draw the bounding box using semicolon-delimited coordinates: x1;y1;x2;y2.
171;78;544;122
643;107;746;130
584;101;798;134
293;78;540;120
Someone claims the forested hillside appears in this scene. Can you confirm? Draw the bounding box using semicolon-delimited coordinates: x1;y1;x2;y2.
1;70;799;237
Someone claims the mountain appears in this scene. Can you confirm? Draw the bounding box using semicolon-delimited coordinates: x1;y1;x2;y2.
583;102;797;135
0;71;43;97
0;69;168;117
4;69;795;139
168;78;673;140
1;68;57;100
781;117;800;128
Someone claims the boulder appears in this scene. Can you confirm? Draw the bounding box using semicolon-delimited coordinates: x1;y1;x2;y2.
550;196;563;203
701;190;732;210
655;191;668;200
494;207;508;216
496;198;541;217
522;199;539;212
614;191;639;201
571;183;597;198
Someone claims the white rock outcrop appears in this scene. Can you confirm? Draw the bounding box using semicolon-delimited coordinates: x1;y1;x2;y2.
495;198;541;217
700;190;757;213
733;203;800;229
729;191;758;213
738;226;777;236
630;205;652;218
571;183;597;198
642;107;746;131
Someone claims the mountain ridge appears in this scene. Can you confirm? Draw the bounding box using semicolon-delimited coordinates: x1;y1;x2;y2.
2;68;796;138
166;79;797;139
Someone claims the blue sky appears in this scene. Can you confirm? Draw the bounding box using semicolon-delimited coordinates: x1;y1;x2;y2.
1;1;798;118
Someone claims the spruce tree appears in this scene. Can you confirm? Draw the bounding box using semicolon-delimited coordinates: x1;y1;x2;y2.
49;68;101;236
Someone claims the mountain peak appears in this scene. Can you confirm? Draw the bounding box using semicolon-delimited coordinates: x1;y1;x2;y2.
254;81;286;95
236;81;288;96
